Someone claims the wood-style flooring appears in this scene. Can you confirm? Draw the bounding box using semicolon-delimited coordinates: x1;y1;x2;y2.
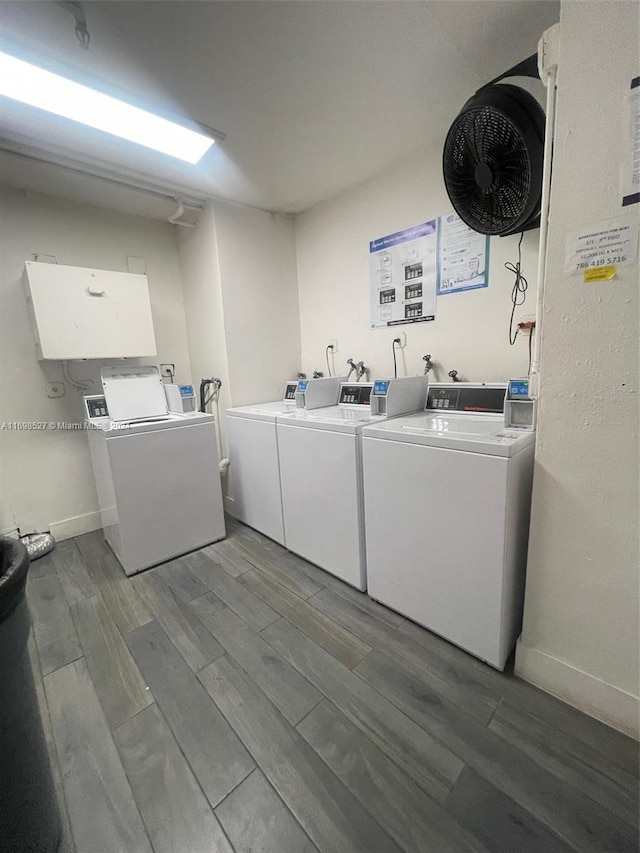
26;518;639;853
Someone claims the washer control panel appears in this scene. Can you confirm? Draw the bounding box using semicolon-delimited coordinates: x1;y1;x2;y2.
338;384;372;406
426;385;506;414
84;394;109;419
284;382;298;401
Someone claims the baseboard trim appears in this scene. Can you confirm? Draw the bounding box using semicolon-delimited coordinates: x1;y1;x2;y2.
49;510;103;541
515;640;639;740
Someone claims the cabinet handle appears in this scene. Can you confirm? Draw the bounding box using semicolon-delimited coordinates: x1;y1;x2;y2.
86;287;107;297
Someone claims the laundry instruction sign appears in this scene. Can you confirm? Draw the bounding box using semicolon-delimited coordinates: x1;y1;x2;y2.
369;221;437;328
437;213;490;295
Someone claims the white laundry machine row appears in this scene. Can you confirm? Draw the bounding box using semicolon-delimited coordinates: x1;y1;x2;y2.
276;376;430;590
86;366;225;576
362;382;535;670
225;376;346;545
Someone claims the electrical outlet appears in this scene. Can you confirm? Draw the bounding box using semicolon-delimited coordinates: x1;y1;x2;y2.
328;339;338;354
45;382;65;398
394;332;407;348
517;317;536;336
160;363;176;379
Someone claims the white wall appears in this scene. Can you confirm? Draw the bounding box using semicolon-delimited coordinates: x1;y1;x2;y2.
214;201;301;407
0;186;192;538
178;201;232;448
179;200;301;414
178;199;301;504
294;148;540;383
516;0;639;738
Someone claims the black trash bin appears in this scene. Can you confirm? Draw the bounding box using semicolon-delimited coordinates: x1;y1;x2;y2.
0;538;61;853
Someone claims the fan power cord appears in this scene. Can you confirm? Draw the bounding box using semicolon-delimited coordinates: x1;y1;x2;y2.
506;232;528;346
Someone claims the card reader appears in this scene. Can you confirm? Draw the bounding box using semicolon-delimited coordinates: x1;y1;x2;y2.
164;383;197;414
504;378;536;430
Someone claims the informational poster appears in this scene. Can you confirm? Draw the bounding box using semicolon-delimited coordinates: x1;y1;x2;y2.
437;212;490;295
564;217;638;277
369;221;437;328
622;76;640;207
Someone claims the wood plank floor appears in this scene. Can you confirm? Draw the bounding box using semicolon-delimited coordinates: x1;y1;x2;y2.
26;518;639;853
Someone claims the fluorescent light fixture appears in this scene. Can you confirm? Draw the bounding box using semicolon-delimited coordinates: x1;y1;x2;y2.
0;51;216;164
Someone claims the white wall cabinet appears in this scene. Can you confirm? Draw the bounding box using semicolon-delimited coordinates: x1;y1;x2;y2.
23;261;157;359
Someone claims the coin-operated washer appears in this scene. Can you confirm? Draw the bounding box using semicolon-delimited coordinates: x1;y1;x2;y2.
85;366;225;576
276;376;430;590
362;382;535;670
225;376;346;545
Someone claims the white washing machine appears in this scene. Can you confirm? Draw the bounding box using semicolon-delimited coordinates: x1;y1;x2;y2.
277;376;429;590
86;366;225;576
225;377;346;545
362;382;535;669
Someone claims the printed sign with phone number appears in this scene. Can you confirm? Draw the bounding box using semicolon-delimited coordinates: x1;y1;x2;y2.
565;218;638;275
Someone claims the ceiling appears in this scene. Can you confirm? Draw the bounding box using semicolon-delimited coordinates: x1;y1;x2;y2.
0;1;560;218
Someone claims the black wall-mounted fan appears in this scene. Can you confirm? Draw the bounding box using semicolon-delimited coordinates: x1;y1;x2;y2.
443;56;545;237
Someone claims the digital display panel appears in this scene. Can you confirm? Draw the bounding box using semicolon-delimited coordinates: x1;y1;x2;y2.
373;380;389;395
179;385;194;397
297;380;308;391
509;380;530;399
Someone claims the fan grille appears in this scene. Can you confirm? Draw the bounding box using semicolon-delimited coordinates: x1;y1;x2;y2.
443;85;544;236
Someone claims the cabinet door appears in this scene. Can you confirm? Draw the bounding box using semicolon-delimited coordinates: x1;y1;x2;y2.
24;262;157;359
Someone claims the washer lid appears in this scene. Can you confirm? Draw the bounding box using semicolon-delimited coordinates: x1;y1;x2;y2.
86;410;216;435
277;404;382;433
363;411;534;456
101;365;168;422
226;401;296;423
